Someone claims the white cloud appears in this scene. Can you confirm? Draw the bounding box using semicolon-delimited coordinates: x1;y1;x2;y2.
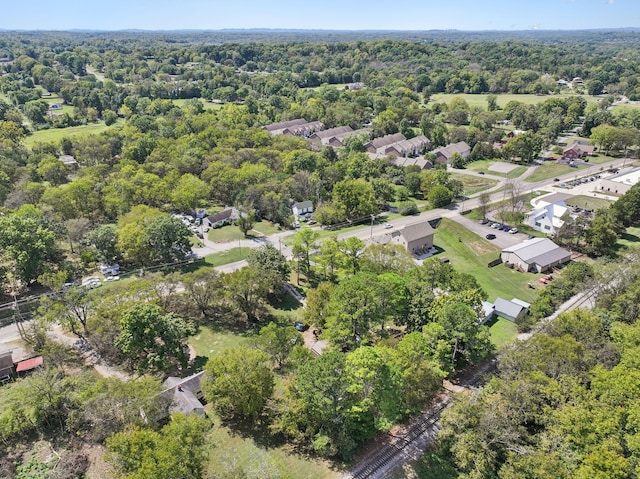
607;0;615;4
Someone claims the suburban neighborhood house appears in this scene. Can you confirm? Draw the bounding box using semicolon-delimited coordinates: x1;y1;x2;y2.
524;199;570;235
382;135;430;157
562;141;595;160
501;237;571;273
394;156;432;169
291;200;313;219
161;371;206;416
203;207;240;228
599;167;640;195
325;128;371;147
364;132;406;154
432;141;471;165
309;125;353;142
492;297;531;322
373;221;435;255
262;118;325;137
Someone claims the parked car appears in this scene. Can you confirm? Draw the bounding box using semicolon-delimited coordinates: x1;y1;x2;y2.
492;223;502;229
509;228;518;234
384;223;393;229
479;219;488;225
295;321;308;332
103;276;120;282
478;171;485;175
485;233;496;240
308;220;317;225
553;178;560;182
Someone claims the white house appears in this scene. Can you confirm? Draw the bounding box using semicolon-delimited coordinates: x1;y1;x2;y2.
524;200;570;235
501;238;571;273
493;297;531;322
292;200;313;219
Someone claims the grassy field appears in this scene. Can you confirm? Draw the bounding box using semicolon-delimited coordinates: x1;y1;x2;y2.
564;195;612;211
523;162;589;183
429;92;593;110
208;221;284;243
204;247;251;267
613;226;640;254
488;317;519;349
450;173;499;195
25;122;118;147
464;160;528;179
434;218;540;303
205;418;342;479
172;99;223;110
189;325;252;358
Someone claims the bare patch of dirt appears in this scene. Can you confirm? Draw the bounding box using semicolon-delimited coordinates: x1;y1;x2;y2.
83;444;115;479
467;241;494;255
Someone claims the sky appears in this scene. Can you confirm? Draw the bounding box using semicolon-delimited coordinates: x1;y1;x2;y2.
0;0;637;31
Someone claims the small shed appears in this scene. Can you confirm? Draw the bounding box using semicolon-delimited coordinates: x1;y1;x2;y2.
15;356;43;374
493;297;530;322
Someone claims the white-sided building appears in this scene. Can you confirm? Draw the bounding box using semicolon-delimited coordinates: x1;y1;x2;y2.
501;238;571;273
524;200;570;235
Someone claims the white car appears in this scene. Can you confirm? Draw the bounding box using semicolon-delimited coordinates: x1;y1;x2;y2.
384;223;393;229
509;228;519;234
103;276;120;282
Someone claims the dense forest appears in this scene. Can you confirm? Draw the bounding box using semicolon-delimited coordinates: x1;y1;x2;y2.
0;30;640;478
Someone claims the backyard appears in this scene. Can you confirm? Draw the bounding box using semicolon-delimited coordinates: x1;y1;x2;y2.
25;121;120;146
450;172;499;195
208;220;284;243
432;218;540;303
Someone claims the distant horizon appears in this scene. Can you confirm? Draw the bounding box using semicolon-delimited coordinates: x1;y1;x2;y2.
0;0;636;32
0;27;638;34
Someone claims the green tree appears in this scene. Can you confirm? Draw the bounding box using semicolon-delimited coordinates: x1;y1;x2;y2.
115;303;196;372
246;243;290;293
223;266;271;323
339;236;366;276
255;322;301;368
202;348;274;420
237;208;256;237
24;99;48;124
171;173;207;213
0;207;58;284
106;414;210;479
332;178;378;220
292;228;320;279
427;184;453;208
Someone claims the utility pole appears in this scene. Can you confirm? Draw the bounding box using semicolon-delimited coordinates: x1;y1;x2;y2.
370;214;374;240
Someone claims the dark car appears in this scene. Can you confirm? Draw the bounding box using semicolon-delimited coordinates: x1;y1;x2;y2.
486;233;496;240
295;321;308;332
553;178;560;182
478;171;485;175
502;225;511;231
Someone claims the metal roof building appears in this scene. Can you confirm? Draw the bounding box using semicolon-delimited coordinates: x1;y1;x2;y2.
501;238;571;273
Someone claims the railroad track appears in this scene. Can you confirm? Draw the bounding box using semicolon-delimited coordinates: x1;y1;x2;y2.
346;398;451;479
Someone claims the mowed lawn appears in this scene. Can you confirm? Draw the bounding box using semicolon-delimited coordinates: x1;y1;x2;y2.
565;195;612;211
208;221;284;243
450;173;499;195
487;317;519;349
25;122;119;146
434;218;539;303
429;92;594;109
204;247;250;267
464;160;528;179
524;162;589;183
172;98;223;110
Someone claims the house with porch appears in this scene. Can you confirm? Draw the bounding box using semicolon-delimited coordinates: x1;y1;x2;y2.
203;207;240;228
292;200;314;219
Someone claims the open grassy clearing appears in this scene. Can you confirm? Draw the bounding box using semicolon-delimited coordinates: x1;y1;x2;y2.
488;317;519;349
429;92;593;110
450;173;499;195
25;122;119;146
464;159;528;179
205;417;343;479
208;220;284;243
434;218;539;303
523;162;589;183
613;226;640;255
189;325;252;359
564;195;612;211
172;98;224;110
204;247;250;267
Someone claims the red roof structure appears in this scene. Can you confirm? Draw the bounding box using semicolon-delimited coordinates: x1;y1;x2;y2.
15;356;43;373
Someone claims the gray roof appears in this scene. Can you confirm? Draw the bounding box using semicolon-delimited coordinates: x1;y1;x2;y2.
310;125;353;140
162;371;205;415
434;141;471;160
539;192;573;205
367;133;406;150
262;118;307;131
206;207;237;223
400;221;435;243
494;297;525;319
511;298;531;309
503;238;571;267
293;200;313;210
